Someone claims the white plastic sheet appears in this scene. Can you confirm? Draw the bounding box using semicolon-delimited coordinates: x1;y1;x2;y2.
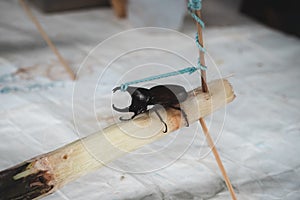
0;1;300;199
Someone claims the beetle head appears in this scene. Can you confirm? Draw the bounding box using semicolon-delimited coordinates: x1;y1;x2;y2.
112;86;150;120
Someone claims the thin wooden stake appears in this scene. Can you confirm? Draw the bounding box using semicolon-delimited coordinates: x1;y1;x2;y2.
19;0;76;81
199;118;237;199
194;8;237;200
195;10;208;93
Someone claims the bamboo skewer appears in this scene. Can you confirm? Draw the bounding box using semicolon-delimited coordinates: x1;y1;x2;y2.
111;0;128;18
194;7;238;200
0;79;235;200
195;10;208;93
19;0;76;81
199;118;237;199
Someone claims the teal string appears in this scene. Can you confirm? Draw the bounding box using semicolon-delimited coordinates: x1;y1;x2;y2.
188;0;206;54
0;72;64;94
187;0;205;29
188;0;202;10
118;0;207;92
0;82;63;94
188;0;207;74
195;34;206;53
120;65;205;91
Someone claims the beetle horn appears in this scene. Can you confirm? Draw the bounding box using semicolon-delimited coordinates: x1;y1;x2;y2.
112;86;139;94
112;86;121;93
112;104;129;112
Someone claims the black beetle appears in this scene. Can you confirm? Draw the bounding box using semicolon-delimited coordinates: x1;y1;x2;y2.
112;85;189;132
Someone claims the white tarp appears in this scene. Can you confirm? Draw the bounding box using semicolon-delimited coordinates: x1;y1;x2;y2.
0;1;299;199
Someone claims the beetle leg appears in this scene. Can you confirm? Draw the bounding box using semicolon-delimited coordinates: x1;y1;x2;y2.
153;108;168;133
170;106;189;127
119;113;137;121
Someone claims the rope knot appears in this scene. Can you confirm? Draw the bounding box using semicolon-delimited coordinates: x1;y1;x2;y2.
188;0;202;11
120;83;129;91
197;58;207;71
187;67;198;74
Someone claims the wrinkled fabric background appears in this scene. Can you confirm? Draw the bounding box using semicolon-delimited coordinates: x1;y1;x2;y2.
0;1;300;199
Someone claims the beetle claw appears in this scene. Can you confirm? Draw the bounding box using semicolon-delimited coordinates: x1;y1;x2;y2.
119;116;132;121
162;121;168;133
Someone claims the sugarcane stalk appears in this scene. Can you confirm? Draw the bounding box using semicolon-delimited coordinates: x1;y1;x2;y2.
0;79;235;200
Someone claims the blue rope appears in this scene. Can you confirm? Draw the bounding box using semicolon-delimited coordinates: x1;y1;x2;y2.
188;0;206;55
188;0;202;10
118;0;206;92
195;34;206;53
0;82;64;94
0;73;64;94
188;0;207;76
120;65;206;91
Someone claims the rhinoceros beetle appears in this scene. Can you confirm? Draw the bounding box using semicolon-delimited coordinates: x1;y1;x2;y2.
112;84;189;133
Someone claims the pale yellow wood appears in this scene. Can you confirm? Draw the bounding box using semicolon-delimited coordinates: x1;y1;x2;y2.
7;79;234;199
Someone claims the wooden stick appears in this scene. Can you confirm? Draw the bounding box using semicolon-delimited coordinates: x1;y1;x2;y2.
111;0;127;18
194;8;238;200
0;79;235;200
199;118;237;199
195;10;208;93
19;0;76;81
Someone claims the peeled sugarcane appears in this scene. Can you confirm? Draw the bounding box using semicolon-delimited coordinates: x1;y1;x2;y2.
0;79;235;200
